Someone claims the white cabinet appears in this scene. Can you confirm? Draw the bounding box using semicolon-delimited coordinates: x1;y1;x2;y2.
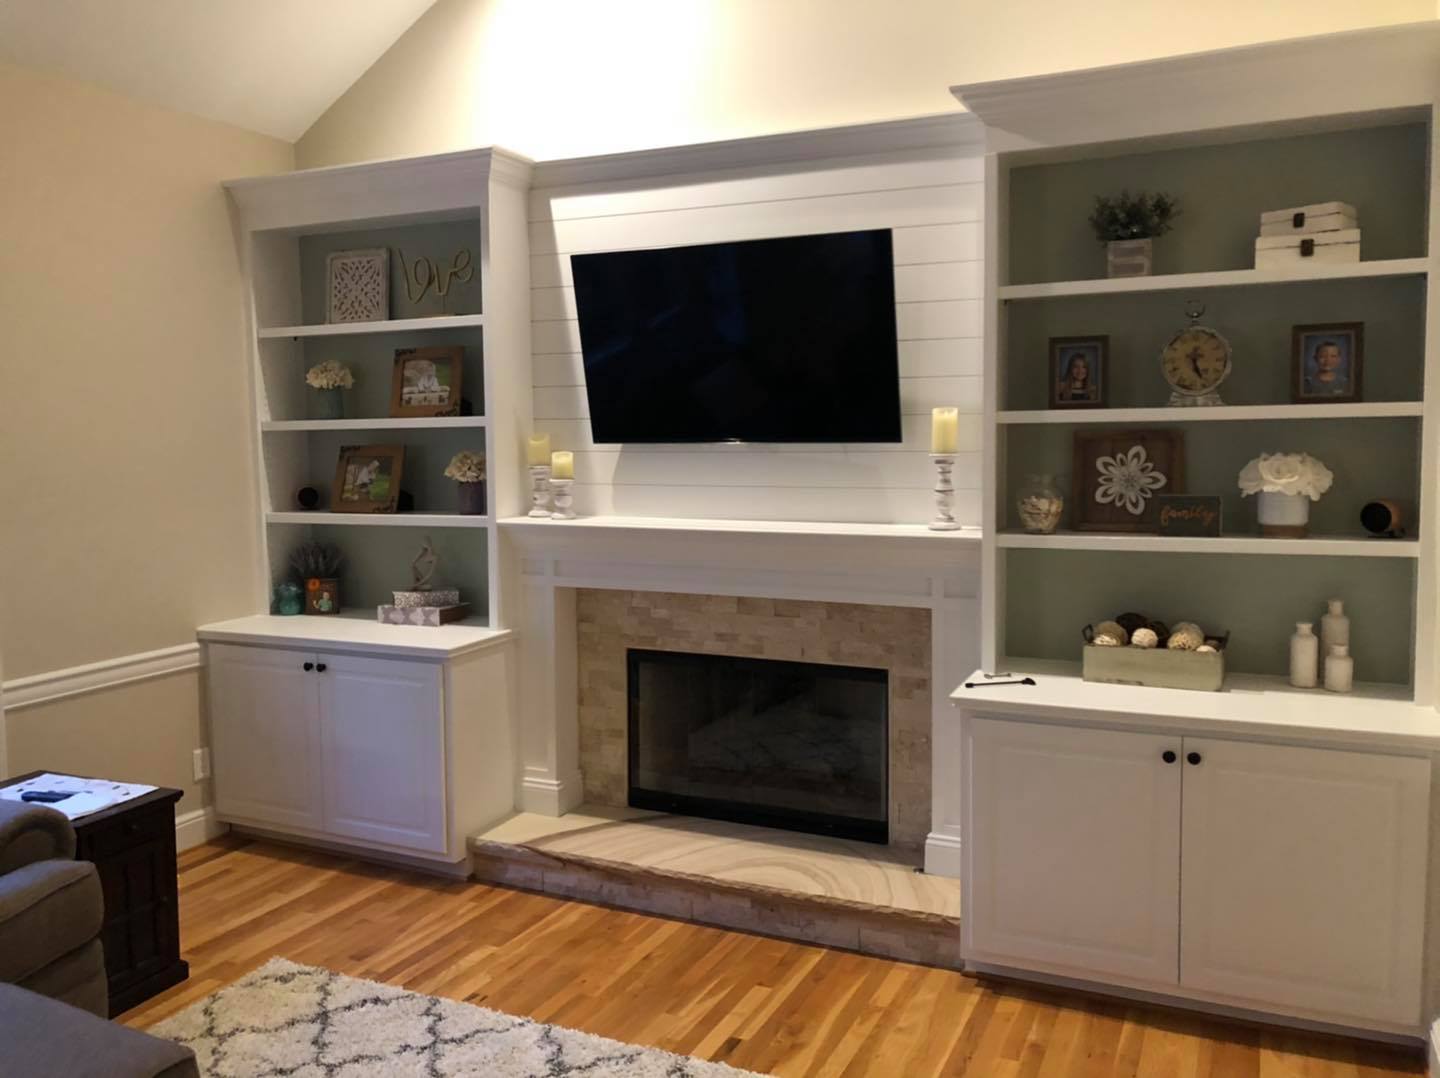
961;714;1431;1032
965;719;1180;985
1179;737;1429;1026
206;635;514;865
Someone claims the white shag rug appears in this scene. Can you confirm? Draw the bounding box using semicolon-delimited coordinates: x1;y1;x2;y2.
150;958;766;1077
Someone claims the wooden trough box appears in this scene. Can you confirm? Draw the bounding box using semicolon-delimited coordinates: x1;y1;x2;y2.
1081;633;1229;692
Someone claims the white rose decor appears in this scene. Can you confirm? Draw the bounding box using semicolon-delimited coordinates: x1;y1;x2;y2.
1238;452;1333;537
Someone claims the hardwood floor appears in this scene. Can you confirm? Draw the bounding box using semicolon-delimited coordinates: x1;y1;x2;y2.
123;836;1424;1077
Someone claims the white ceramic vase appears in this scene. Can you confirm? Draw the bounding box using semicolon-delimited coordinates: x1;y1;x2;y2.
1256;491;1310;537
1289;622;1318;689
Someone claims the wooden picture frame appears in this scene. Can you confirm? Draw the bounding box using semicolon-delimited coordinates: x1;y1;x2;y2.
1072;429;1185;532
390;346;464;418
331;444;405;513
1291;322;1363;404
1049;335;1108;409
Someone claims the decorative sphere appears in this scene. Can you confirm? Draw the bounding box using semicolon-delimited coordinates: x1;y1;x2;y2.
1131;627;1159;649
1196;644;1217;653
1093;633;1123;647
1168;623;1204;651
1093;620;1129;646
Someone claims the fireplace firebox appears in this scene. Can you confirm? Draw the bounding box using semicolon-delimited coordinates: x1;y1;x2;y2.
626;648;888;843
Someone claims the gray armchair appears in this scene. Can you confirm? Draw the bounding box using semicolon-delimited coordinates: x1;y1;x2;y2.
0;798;107;1015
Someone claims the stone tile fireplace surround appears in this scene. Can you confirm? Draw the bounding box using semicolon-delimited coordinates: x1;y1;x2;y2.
500;516;981;876
577;590;933;850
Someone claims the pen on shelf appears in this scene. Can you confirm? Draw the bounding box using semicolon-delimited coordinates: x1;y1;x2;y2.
964;677;1036;689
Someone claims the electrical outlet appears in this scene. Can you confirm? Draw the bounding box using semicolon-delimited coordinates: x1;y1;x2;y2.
192;747;211;782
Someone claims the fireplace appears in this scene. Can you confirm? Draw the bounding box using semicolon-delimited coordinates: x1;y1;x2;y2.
627;648;889;843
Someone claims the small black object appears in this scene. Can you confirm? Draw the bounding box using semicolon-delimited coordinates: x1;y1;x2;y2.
316;662;328;673
1300;237;1315;257
1162;750;1177;764
296;486;320;510
1292;211;1306;228
1360;500;1405;538
303;661;314;671
20;790;73;803
963;676;1036;689
1187;751;1203;765
397;489;416;513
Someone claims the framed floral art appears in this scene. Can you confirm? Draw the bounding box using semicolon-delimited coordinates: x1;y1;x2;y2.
1071;429;1185;532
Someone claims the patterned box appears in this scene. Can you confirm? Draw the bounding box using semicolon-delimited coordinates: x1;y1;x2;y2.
392;588;460;609
377;603;472;627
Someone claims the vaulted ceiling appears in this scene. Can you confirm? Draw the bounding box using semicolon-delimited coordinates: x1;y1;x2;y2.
0;0;437;141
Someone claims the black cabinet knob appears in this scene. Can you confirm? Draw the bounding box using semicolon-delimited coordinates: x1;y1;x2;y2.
316;663;328;673
303;662;314;672
1162;750;1177;764
1187;751;1203;766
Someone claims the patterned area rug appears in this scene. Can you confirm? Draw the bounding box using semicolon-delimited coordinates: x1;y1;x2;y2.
150;958;765;1077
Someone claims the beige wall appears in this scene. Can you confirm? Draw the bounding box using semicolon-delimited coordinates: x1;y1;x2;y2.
296;0;1433;168
0;61;292;800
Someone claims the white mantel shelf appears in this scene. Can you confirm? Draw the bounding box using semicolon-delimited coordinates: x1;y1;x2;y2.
500;514;979;545
197;614;512;660
951;661;1440;753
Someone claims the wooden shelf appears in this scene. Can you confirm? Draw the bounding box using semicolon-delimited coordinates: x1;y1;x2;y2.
996;531;1418;558
262;417;488;432
998;402;1422;425
998;258;1428;301
258;314;485;339
266;512;489;528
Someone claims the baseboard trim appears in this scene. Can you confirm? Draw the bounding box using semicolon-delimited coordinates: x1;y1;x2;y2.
175;806;227;852
1428;1018;1439;1077
2;643;202;712
924;831;962;878
519;774;582;817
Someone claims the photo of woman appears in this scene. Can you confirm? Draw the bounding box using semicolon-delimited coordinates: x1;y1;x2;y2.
1049;336;1108;408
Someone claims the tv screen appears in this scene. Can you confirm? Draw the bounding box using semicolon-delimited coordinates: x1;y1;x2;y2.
571;229;901;444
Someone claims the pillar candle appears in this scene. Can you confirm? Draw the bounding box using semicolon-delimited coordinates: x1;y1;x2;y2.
931;407;959;454
527;433;552;466
551;450;574;479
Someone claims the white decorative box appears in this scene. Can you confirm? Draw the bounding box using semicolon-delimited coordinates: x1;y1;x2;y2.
1255;228;1360;269
392;588;460;609
377;603;472;627
1258;201;1357;237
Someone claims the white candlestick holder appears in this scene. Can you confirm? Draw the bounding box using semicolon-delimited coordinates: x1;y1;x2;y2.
550;477;575;519
528;464;552;517
929;454;961;531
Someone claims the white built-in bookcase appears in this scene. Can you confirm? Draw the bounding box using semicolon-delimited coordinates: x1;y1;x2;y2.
223;149;534;639
955;23;1440;708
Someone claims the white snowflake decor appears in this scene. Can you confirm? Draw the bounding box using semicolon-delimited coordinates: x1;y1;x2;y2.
1094;444;1168;515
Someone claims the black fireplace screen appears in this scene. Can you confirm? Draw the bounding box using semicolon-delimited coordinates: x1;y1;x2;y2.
627;648;888;843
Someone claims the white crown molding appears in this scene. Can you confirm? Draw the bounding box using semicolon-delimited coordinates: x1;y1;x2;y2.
1;643;202;712
531;113;984;191
953;21;1440;151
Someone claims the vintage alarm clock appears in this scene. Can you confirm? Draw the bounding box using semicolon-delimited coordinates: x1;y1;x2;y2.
1161;302;1232;407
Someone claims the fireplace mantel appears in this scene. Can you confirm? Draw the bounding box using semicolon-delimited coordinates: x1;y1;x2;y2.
499;515;981;877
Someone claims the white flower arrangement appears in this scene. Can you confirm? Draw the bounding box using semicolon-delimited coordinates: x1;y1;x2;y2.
443;450;486;483
305;360;354;390
1237;453;1334;501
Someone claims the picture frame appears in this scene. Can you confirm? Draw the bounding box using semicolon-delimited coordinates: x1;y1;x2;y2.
1049;335;1108;409
1072;429;1185;532
326;248;390;324
1291;322;1363;404
390;346;464;418
331;444;405;513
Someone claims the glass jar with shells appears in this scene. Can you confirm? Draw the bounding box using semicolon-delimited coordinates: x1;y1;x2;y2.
1016;473;1064;534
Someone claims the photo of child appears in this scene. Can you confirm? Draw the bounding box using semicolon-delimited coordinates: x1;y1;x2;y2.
1049;336;1108;408
1293;323;1363;403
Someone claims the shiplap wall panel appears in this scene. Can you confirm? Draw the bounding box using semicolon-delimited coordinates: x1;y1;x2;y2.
529;140;984;524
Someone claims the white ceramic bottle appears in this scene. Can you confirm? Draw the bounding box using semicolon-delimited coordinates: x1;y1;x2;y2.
1324;643;1354;693
1320;598;1350;654
1289;622;1319;688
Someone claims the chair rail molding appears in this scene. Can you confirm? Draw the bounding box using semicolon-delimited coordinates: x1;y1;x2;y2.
499;516;981;877
0;643;203;712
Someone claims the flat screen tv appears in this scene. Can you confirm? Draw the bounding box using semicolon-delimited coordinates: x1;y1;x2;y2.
571;229;901;444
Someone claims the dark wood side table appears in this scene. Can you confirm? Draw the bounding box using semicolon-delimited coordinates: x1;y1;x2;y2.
2;772;189;1016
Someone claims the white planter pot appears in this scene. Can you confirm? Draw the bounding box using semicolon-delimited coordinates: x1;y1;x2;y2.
1256;491;1311;537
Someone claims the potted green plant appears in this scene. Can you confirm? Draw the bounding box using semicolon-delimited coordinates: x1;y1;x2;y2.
305;359;355;420
444;450;487;515
1088;190;1180;278
289;540;345;615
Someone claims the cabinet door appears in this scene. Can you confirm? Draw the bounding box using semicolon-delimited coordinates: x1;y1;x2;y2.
964;717;1182;986
208;644;323;830
317;653;447;853
1180;738;1429;1027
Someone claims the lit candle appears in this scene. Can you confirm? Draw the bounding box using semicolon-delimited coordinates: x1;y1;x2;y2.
551;450;574;479
527;433;552;466
931;407;959;454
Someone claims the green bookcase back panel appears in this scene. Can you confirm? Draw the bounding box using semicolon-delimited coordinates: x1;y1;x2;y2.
297;524;490;621
287;329;485;421
1007;121;1428;284
1003;418;1420;538
299;219;484;323
1004;276;1425;411
1005;548;1413;685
